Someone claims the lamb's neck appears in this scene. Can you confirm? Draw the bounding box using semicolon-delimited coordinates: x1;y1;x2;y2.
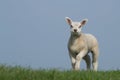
70;33;82;39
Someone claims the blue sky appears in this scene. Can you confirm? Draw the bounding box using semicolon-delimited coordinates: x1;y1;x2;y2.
0;0;120;70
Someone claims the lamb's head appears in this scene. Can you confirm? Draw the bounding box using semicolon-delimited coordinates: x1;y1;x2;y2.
65;17;88;36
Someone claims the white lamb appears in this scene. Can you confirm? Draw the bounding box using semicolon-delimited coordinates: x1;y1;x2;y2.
65;17;99;71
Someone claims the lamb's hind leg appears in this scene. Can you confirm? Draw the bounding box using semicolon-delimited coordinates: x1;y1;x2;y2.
83;54;91;70
91;47;99;71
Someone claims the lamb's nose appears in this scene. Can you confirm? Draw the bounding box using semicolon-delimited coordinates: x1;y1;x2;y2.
74;29;77;32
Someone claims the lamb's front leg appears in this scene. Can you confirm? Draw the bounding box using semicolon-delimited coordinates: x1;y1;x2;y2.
71;56;76;70
69;52;76;70
75;50;87;70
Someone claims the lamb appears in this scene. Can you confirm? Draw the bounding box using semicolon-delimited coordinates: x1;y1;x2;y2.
65;17;99;71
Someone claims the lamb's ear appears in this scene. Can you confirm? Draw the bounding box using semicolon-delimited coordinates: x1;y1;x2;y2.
65;17;72;25
80;19;88;26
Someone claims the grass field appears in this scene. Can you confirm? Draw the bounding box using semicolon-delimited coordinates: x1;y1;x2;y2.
0;65;120;80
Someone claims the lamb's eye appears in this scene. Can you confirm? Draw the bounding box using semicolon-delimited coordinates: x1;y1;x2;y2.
79;25;82;28
70;25;73;28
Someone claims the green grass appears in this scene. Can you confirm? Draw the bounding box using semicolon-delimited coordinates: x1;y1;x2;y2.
0;65;120;80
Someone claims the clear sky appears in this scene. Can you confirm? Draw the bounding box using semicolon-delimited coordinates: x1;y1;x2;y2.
0;0;120;70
